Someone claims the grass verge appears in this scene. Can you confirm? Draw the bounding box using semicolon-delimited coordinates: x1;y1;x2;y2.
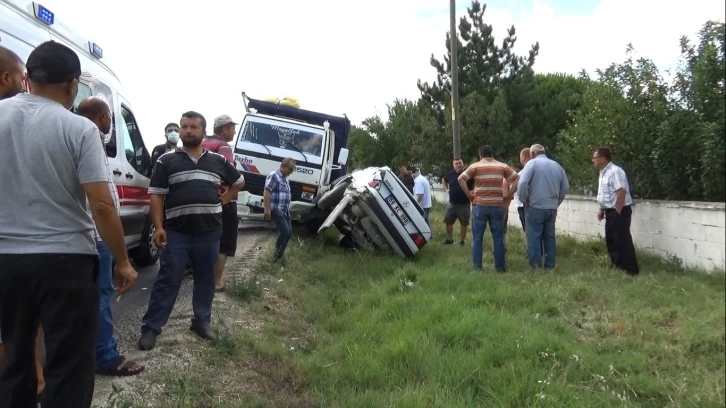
137;205;725;408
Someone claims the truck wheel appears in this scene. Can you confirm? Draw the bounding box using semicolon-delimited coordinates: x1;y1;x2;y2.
304;208;330;235
132;220;160;266
338;233;356;250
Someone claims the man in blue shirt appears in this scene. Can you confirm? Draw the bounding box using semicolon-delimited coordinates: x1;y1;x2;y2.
264;158;296;264
517;144;570;269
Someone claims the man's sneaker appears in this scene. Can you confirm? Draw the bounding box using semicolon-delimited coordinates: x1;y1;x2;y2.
443;239;454;245
459;241;465;247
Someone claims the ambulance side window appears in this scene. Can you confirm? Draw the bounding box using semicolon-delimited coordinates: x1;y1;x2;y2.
70;83;93;113
120;106;153;178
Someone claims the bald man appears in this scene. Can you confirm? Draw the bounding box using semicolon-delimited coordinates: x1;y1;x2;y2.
0;45;25;99
77;97;144;377
0;45;47;401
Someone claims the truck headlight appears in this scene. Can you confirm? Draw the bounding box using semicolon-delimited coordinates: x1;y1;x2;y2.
301;191;314;201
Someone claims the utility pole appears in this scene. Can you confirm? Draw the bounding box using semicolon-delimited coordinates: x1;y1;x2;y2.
449;0;461;159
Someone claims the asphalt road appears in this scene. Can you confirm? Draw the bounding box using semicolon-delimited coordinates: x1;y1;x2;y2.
107;220;276;347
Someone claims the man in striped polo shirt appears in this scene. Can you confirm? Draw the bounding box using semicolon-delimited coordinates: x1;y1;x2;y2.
138;111;244;351
458;145;519;272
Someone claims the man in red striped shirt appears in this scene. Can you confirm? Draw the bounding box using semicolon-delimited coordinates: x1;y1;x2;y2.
458;145;519;272
201;115;238;292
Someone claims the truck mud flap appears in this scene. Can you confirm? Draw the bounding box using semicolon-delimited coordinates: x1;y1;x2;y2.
362;194;416;258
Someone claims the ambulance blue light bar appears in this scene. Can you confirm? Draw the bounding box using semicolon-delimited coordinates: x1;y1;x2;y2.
32;3;54;25
89;42;103;59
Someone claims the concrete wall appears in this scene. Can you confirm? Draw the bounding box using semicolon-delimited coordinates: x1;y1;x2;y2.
431;184;725;272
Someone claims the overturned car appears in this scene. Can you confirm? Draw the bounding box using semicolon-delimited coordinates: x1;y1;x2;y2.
314;166;432;258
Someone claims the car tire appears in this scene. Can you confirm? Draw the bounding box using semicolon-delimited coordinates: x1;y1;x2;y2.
132;219;160;266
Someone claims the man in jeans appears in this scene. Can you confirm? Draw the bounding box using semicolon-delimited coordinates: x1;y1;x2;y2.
138;111;244;351
517;144;569;269
264;158;296;264
441;157;472;246
77;97;145;377
0;41;137;408
458;145;519;272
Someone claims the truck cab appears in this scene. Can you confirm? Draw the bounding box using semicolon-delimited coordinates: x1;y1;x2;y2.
232;93;350;223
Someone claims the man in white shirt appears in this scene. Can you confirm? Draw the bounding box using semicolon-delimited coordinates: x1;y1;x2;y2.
512;164;526;230
412;168;433;239
592;147;639;276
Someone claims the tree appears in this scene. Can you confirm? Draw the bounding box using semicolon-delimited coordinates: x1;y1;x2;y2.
558;21;725;201
414;0;540;171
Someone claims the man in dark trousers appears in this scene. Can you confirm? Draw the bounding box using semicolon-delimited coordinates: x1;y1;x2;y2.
0;40;137;408
593;147;640;275
138;111;244;351
441;157;473;246
0;44;48;403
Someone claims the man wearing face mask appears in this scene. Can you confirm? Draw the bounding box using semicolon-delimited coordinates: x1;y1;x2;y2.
0;40;136;408
151;123;181;166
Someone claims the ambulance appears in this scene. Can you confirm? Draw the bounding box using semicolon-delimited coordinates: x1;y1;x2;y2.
0;0;159;266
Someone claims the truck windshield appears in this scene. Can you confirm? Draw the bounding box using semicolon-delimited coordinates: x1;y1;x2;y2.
239;116;324;158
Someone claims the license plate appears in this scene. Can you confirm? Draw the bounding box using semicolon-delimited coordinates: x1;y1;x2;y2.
386;194;410;225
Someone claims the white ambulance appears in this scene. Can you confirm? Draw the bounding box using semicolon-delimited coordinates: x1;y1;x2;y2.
0;0;159;266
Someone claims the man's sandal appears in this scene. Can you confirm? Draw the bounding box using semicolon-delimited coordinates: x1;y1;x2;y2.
96;356;145;377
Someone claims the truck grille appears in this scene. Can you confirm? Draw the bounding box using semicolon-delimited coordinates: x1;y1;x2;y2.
241;172;305;201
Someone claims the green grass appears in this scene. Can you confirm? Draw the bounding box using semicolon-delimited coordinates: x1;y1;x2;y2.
123;204;725;408
263;205;725;408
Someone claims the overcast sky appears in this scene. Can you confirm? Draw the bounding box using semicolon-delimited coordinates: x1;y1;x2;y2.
40;0;726;148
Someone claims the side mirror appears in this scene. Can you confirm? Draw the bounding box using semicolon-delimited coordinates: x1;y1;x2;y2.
338;148;349;165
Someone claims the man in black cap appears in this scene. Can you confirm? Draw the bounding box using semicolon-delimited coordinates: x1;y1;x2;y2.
0;40;138;408
0;45;48;403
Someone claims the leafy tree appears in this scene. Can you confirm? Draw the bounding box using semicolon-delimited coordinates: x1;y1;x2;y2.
415;0;539;171
559;21;725;201
347;125;379;170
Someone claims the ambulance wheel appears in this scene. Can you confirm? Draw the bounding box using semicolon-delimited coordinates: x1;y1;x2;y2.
132;220;160;266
